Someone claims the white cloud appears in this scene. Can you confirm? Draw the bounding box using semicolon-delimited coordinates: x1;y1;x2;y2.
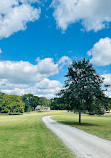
37;58;59;75
0;49;2;54
2;78;62;98
0;57;65;98
87;37;111;66
0;58;59;85
35;78;62;89
101;74;111;98
26;78;62;98
51;0;111;32
0;0;41;39
105;91;111;98
58;56;71;69
0;61;38;84
102;74;111;85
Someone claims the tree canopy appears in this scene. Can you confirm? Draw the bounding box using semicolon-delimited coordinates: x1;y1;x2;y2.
1;94;25;114
0;92;51;114
21;94;51;112
50;98;70;110
58;58;107;124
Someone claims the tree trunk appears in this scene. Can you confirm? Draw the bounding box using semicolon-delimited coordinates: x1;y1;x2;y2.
79;112;81;124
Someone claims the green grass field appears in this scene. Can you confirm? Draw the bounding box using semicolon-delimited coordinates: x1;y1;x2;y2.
1;110;111;158
0;111;75;158
53;113;111;141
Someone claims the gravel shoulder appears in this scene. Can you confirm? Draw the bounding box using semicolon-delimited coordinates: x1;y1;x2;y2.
42;116;111;158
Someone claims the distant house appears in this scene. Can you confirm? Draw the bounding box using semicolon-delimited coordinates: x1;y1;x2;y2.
35;105;42;111
43;107;50;111
35;105;50;111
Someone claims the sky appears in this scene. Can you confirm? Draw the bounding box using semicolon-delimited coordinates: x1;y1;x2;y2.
0;0;111;98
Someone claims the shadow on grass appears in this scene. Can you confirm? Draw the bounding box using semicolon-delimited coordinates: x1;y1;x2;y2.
59;121;100;127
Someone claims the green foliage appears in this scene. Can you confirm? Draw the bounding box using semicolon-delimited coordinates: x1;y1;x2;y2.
21;94;51;112
104;97;111;110
38;97;51;107
8;102;25;114
21;94;36;112
88;100;105;115
1;94;25;114
0;92;51;114
0;92;5;111
50;98;70;110
31;96;40;108
88;97;111;115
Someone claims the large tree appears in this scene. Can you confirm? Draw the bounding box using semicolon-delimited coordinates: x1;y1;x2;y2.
58;58;106;124
1;94;25;114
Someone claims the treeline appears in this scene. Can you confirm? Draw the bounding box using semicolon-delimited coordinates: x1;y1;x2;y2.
0;92;51;114
0;91;72;115
50;97;111;114
0;92;110;115
21;94;51;112
50;98;70;110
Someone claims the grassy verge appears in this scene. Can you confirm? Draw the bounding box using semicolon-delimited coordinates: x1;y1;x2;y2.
0;111;75;158
53;113;111;141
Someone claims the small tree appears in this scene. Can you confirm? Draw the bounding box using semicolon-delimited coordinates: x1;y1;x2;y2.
58;58;105;124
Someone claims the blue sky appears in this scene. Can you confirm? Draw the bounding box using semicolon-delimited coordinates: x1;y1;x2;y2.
0;0;111;98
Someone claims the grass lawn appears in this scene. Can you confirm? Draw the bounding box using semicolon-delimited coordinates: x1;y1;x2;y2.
53;113;111;141
0;111;75;158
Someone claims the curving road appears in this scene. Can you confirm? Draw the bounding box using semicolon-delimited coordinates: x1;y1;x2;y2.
42;116;111;158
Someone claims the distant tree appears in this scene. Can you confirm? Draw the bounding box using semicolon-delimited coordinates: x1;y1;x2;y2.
38;97;51;107
21;94;34;112
102;97;111;112
58;58;106;124
8;102;25;114
31;96;40;109
50;98;60;110
0;92;5;112
50;98;70;110
21;94;51;111
1;94;25;114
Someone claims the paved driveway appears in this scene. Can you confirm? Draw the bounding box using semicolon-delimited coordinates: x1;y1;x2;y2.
42;116;111;158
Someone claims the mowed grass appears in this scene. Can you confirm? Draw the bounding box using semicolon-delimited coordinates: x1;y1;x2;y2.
53;113;111;141
0;111;75;158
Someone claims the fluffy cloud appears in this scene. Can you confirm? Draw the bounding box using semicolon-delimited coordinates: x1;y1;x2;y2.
101;74;111;98
87;37;111;66
2;78;62;98
36;58;59;75
26;78;62;98
102;74;111;85
35;78;62;89
0;61;38;84
51;0;111;32
0;0;41;39
0;57;65;98
105;91;111;98
58;56;71;69
0;58;59;85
